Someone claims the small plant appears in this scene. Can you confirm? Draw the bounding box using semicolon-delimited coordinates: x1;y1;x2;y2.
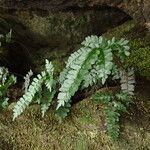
0;29;12;46
92;90;133;140
12;35;135;141
13;59;55;120
0;30;16;109
56;36;132;119
22;69;33;93
0;67;16;109
91;61;135;140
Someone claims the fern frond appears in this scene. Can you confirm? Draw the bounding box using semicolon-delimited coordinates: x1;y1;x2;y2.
0;68;16;92
41;88;55;117
82;64;100;88
13;72;45;120
57;47;98;110
23;69;33;93
92;91;111;104
0;67;16;109
120;68;135;96
92;89;134;140
82;36;113;87
81;35;103;48
98;47;113;84
13;60;55;120
45;59;54;92
59;47;86;84
115;91;132;107
56;102;71;121
111;64;120;80
113;38;130;62
6;29;12;43
105;106;120;141
0;67;9;85
0;30;12;44
1;97;9;108
41;59;55;117
57;35;132;119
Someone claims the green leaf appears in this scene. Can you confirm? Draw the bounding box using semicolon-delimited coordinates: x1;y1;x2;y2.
92;92;112;104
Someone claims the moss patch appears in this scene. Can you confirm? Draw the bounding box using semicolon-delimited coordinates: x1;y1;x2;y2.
103;20;150;77
0;84;150;150
127;45;150;77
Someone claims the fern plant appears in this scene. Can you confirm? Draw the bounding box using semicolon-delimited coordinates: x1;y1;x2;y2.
56;35;132;119
92;90;133;140
0;30;16;108
91;66;135;140
0;67;16;109
10;35;135;142
13;59;55;120
0;29;12;45
22;69;33;93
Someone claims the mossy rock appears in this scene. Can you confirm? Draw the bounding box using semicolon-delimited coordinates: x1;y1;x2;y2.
0;84;150;149
0;84;150;150
127;44;150;77
103;20;150;78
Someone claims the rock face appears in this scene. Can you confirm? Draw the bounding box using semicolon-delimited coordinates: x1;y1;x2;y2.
0;1;131;74
0;0;149;26
0;0;149;76
144;0;150;28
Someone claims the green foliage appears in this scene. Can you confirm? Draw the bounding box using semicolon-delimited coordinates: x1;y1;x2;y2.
13;60;55;120
56;103;71;121
92;91;132;140
0;67;16;109
5;29;12;43
113;68;135;95
92;91;112;104
23;69;33;93
92;63;134;140
0;31;16;109
11;35;134;142
120;68;135;95
57;46;98;119
105;106;120;140
0;29;12;46
57;35;131;119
